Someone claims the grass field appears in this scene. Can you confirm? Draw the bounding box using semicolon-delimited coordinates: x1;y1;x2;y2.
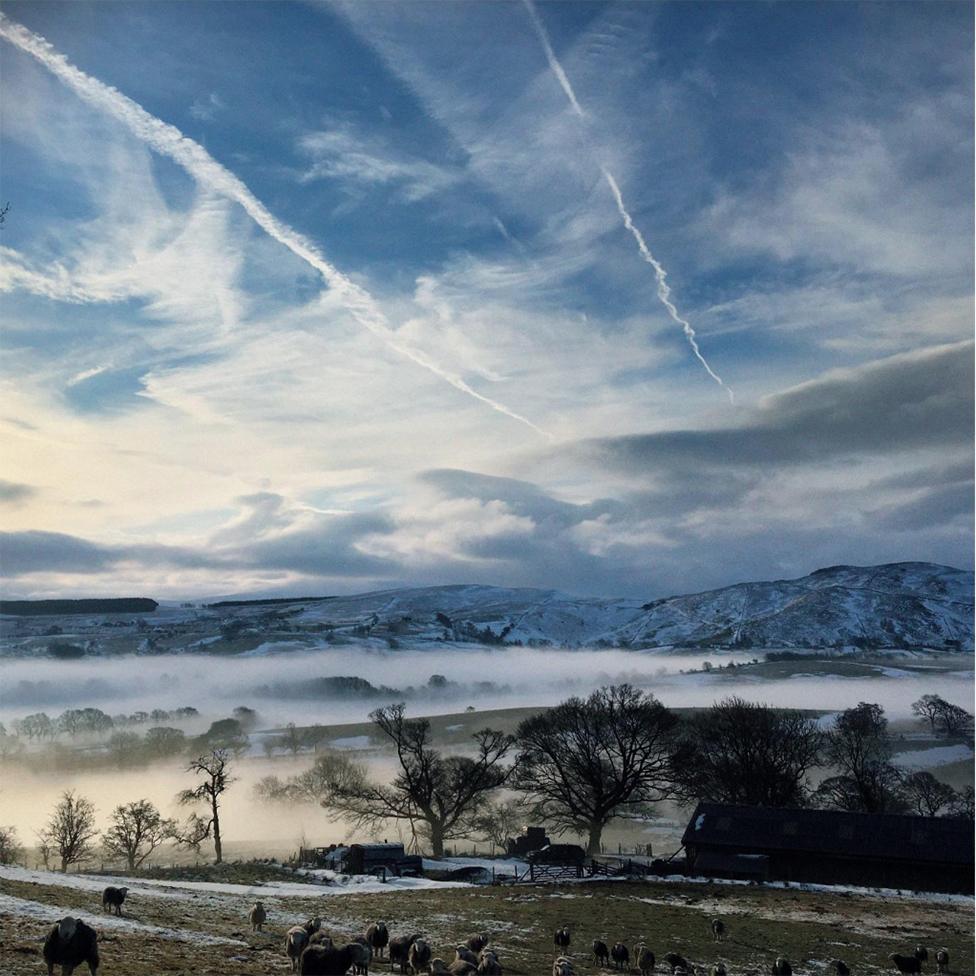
1;865;972;976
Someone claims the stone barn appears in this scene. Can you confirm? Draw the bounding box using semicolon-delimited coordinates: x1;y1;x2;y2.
681;802;974;894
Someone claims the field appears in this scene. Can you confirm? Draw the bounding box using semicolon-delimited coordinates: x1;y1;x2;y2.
1;863;972;976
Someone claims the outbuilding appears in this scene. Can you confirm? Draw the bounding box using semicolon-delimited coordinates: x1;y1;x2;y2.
681;802;974;894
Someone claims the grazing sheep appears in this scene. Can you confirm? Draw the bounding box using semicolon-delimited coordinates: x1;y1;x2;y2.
300;942;358;976
710;918;726;943
771;959;793;976
709;964;727;976
936;948;949;974
890;956;922;975
636;944;655;974
366;922;390;959
467;934;490;954
348;940;372;975
477;949;502;976
101;886;128;916
448;962;477;976
409;939;432;975
456;946;479;967
554;928;571;952
43;917;100;976
592;940;610;967
832;962;850;976
286;920;323;972
915;947;929;964
664;953;689;974
553;956;575;976
249;901;267;932
310;931;334;947
430;961;451;976
390;933;422;973
610;942;629;970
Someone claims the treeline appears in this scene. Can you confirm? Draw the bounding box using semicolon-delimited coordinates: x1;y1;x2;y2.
255;687;974;858
0;598;158;616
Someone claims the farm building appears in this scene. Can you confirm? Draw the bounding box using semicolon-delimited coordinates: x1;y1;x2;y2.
681;802;974;894
301;842;423;877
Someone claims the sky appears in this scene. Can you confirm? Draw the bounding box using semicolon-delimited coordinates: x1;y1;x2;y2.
0;1;972;601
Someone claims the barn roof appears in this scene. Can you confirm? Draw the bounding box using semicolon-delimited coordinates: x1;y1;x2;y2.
681;802;974;865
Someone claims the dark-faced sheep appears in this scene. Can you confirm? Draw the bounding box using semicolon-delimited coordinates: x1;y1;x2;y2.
477;949;502;976
553;957;574;976
936;948;949;974
390;933;422;973
449;962;477;976
348;938;372;975
300;942;358;976
710;918;726;942
101;886;128;916
43;917;100;976
890;955;922;975
366;921;390;959
286;920;323;972
915;947;929;964
408;939;432;975
456;946;479;967
467;934;489;954
554;928;571;952
832;962;850;976
592;940;610;967
430;961;451;976
610;942;629;970
771;958;793;976
664;952;689;974
709;964;727;976
636;944;655;974
249;901;267;932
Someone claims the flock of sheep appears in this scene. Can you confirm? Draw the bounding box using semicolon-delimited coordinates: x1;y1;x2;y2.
35;885;955;976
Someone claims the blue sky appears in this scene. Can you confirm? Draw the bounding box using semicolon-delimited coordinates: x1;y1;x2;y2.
0;1;972;600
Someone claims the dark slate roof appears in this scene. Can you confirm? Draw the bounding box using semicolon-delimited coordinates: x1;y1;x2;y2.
681;802;974;866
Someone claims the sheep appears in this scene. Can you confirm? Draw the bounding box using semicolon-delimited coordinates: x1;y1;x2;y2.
467;934;490;954
348;938;372;975
664;953;689;974
449;962;477;976
300;942;358;975
249;901;267;932
455;946;479;967
409;939;432;975
610;942;629;970
366;921;390;959
43;917;100;976
890;955;922;975
915;947;929;964
936;948;950;974
554;927;571;953
710;918;726;942
832;962;850;976
477;949;502;975
709;965;727;976
636;943;655;974
101;885;128;916
553;956;575;976
592;940;610;967
771;959;793;976
286;920;323;972
390;933;422;973
430;961;451;976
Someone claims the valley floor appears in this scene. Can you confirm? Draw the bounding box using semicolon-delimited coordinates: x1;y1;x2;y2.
0;863;972;975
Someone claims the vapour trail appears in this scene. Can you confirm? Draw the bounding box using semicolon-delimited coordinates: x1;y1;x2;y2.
0;15;550;438
520;0;734;403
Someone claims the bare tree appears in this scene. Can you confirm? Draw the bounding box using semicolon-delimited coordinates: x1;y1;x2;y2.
254;751;367;803
471;800;527;853
815;702;904;813
102;799;175;870
901;772;958;817
935;701;973;736
175;748;235;863
318;704;513;856
672;697;824;807
38;791;98;872
0;825;25;865
911;694;946;733
514;684;678;855
949;785;975;820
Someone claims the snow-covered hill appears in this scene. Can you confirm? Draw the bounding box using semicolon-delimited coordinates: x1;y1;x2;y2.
2;562;972;655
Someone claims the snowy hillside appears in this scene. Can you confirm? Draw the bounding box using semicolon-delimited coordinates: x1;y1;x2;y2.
2;562;971;656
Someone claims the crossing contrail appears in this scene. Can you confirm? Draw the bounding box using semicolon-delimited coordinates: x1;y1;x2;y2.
521;0;734;403
0;14;550;437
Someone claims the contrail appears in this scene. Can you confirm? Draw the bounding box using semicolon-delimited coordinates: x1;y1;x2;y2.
0;14;550;438
520;0;734;403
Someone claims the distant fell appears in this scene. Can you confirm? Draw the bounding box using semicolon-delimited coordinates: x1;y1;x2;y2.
0;598;159;616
